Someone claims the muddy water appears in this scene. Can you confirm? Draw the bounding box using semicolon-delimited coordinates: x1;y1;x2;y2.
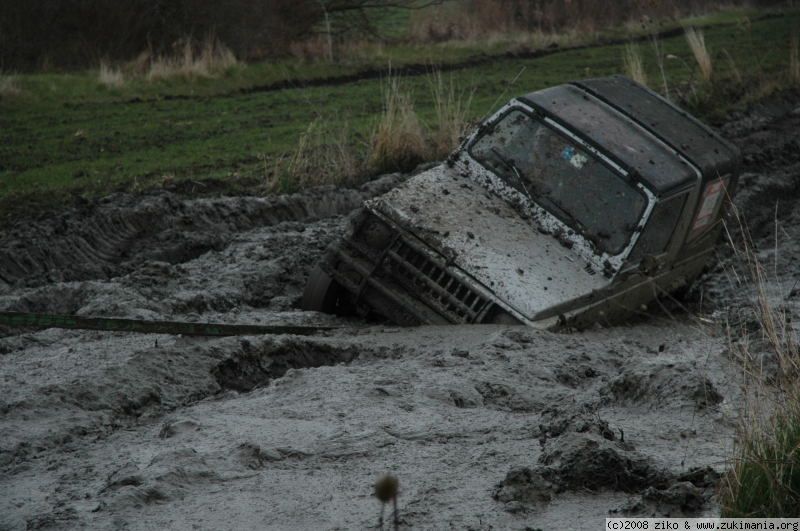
1;96;799;530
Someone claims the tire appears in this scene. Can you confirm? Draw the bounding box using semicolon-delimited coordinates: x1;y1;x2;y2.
301;266;343;313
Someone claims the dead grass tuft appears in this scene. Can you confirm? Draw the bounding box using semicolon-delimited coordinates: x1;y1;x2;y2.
722;48;743;85
269;118;362;192
0;71;22;98
147;37;238;81
623;43;648;86
289;36;333;63
369;75;428;173
98;61;125;88
651;36;670;99
685;27;713;83
429;71;474;159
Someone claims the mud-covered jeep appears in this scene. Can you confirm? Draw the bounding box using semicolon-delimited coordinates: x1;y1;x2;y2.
303;76;741;327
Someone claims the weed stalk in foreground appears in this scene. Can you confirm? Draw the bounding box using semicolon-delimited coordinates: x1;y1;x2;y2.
374;474;399;530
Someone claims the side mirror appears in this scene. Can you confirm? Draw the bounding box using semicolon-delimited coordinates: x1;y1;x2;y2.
639;255;660;276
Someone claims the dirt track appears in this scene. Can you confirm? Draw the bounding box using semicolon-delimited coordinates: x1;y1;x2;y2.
1;94;799;530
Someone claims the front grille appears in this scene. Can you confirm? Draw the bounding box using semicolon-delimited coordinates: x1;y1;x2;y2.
381;237;490;323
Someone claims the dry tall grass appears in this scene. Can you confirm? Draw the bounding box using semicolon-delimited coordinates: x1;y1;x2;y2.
685;27;713;83
722;48;743;85
369;76;428;173
0;71;21;98
651;36;670;99
429;71;474;159
289;36;333;63
623;43;648;86
408;3;592;53
407;0;628;42
147;37;238;81
719;205;800;516
98;60;125;88
270;118;362;191
407;0;736;47
270;70;474;190
790;34;800;86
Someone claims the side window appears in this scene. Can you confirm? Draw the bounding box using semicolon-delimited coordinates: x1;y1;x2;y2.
628;193;687;263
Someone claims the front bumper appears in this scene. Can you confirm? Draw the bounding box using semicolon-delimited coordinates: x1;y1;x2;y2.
322;211;520;325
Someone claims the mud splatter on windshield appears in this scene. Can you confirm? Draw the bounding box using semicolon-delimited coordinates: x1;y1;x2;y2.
469;109;646;254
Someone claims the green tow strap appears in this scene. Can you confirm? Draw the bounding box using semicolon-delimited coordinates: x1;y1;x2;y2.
0;311;338;337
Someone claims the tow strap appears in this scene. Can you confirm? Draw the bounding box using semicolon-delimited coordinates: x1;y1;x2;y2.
0;311;337;337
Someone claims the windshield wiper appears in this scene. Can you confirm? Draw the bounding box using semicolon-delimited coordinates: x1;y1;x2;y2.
490;147;531;198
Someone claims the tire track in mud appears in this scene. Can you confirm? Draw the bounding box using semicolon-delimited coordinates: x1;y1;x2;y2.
0;175;403;292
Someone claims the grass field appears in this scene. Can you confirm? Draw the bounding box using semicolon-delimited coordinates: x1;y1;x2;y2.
1;8;797;217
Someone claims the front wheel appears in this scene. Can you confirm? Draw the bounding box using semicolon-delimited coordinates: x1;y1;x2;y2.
301;266;344;314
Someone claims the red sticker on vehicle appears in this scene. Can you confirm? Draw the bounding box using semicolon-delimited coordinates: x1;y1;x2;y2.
692;179;725;231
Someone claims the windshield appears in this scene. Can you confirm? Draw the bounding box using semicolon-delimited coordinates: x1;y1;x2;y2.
469;109;647;255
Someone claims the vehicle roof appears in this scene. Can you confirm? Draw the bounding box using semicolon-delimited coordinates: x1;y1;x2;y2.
518;76;740;195
574;76;740;180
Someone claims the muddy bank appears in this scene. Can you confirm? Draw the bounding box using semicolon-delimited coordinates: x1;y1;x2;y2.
1;94;799;530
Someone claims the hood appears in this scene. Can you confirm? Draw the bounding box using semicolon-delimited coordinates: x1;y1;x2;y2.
366;165;608;320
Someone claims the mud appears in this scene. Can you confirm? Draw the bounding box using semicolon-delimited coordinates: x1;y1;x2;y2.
1;93;799;530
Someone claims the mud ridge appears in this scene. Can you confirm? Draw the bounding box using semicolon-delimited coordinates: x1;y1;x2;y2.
212;339;358;392
494;415;720;516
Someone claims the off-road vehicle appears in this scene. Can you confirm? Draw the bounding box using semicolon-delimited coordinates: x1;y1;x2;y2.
302;76;741;327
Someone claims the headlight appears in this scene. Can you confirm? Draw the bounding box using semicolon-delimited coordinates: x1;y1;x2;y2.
358;215;393;250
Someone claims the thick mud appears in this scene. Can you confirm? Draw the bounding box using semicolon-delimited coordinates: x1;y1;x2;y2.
1;94;799;530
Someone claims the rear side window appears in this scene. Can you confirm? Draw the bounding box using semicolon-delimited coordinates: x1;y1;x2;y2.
628;193;687;263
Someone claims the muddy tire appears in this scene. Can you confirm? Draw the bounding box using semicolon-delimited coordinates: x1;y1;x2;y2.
302;266;344;313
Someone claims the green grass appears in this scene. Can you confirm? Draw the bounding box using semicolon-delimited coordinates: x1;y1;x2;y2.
721;400;800;517
1;8;798;216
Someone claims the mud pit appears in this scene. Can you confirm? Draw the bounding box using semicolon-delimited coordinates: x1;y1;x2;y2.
2;95;800;530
